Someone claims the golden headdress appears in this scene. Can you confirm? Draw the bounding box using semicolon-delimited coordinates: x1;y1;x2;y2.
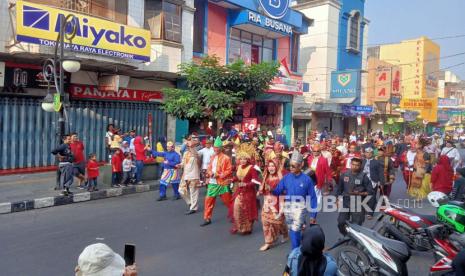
236;142;256;160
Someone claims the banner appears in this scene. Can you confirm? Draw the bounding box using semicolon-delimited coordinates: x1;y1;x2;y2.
268;58;303;95
69;84;163;102
401;98;434;109
438;98;459;108
342;105;373;117
374;67;391;101
242;118;258;132
403;111;419;122
16;1;151;62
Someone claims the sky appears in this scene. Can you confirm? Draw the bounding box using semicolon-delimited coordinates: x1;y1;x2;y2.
365;0;465;79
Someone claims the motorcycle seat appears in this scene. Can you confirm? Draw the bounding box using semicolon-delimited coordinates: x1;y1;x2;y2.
349;223;411;262
448;201;465;209
397;207;438;225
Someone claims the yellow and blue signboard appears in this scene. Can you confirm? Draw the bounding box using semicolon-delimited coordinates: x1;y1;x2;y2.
16;1;151;62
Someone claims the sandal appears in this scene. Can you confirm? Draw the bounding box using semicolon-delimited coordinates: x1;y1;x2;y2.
260;244;271;251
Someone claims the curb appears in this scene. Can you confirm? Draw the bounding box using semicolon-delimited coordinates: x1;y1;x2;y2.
0;183;159;215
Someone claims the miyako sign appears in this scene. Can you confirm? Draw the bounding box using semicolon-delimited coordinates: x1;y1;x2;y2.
258;0;290;19
16;1;151;62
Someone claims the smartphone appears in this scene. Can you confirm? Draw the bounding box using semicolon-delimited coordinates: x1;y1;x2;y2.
124;244;136;266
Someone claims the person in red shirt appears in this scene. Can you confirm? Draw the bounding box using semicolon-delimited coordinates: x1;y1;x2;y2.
307;143;332;198
431;155;454;194
70;133;86;189
341;142;362;173
86;153;99;192
111;149;123;187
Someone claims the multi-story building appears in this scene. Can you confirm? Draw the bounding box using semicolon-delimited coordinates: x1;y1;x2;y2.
292;0;368;140
0;0;194;171
182;0;310;145
378;36;440;123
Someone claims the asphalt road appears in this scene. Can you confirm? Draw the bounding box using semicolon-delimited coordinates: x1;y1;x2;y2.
0;170;436;275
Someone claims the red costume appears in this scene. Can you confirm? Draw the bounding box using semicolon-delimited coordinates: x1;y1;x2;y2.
307;155;332;190
341;152;361;173
330;148;343;183
431;155;454;194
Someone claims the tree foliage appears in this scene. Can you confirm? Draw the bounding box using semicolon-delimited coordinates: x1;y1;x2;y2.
161;55;279;122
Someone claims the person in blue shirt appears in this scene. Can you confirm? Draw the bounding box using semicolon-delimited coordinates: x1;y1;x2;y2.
285;224;338;276
151;141;182;201
273;151;318;249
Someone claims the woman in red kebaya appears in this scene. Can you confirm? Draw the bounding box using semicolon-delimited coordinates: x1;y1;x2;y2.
258;159;288;251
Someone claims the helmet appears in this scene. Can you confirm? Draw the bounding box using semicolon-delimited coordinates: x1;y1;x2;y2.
428;191;448;208
437;204;465;233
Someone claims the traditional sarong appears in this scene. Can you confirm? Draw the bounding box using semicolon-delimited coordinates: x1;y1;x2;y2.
160;169;181;186
282;201;307;232
262;195;288;244
233;193;255;233
206;184;230;197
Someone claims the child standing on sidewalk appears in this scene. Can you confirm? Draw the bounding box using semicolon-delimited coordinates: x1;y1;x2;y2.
122;153;135;186
86;153;99;192
111;149;123;187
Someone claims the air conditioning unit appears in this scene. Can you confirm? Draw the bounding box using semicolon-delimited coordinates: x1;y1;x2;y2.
98;75;130;92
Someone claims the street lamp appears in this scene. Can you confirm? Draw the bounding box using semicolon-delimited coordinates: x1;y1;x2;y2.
41;14;80;142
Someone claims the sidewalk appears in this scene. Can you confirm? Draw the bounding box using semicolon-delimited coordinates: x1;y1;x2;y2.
0;171;159;215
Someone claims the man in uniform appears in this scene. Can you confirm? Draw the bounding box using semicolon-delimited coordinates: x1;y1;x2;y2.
336;158;374;235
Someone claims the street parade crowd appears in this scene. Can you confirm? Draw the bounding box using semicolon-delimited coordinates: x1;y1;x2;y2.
52;125;465;275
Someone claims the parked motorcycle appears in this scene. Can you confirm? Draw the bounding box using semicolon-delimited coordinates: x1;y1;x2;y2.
331;222;455;275
376;192;465;251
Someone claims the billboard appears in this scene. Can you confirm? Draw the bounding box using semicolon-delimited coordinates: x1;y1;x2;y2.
16;1;151;62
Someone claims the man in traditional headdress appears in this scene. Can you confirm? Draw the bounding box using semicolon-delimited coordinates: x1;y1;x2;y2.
307;143;332;199
201;137;233;227
273;151;318;249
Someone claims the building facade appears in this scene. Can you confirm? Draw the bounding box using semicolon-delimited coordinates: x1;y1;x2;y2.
0;0;194;171
379;36;440;123
182;0;310;145
292;0;368;140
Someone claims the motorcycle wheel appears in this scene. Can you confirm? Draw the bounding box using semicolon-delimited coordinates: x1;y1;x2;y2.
335;244;377;276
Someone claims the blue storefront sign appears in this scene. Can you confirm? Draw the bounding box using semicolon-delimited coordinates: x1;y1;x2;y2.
229;10;293;36
330;70;360;99
258;0;290;19
342;105;373;117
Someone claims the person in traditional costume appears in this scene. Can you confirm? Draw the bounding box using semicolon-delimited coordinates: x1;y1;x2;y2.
258;159;288;251
273;151;318;250
341;142;361;173
408;141;431;201
230;143;261;235
151;141;181;201
329;140;343;184
179;139;201;215
400;143;416;188
200;137;233;227
307;144;333;199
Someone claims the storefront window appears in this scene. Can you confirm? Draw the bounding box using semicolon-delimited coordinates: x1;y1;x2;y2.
144;0;182;43
29;0;128;24
228;28;275;64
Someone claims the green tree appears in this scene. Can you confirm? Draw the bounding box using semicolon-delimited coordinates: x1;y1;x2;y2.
161;56;279;122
